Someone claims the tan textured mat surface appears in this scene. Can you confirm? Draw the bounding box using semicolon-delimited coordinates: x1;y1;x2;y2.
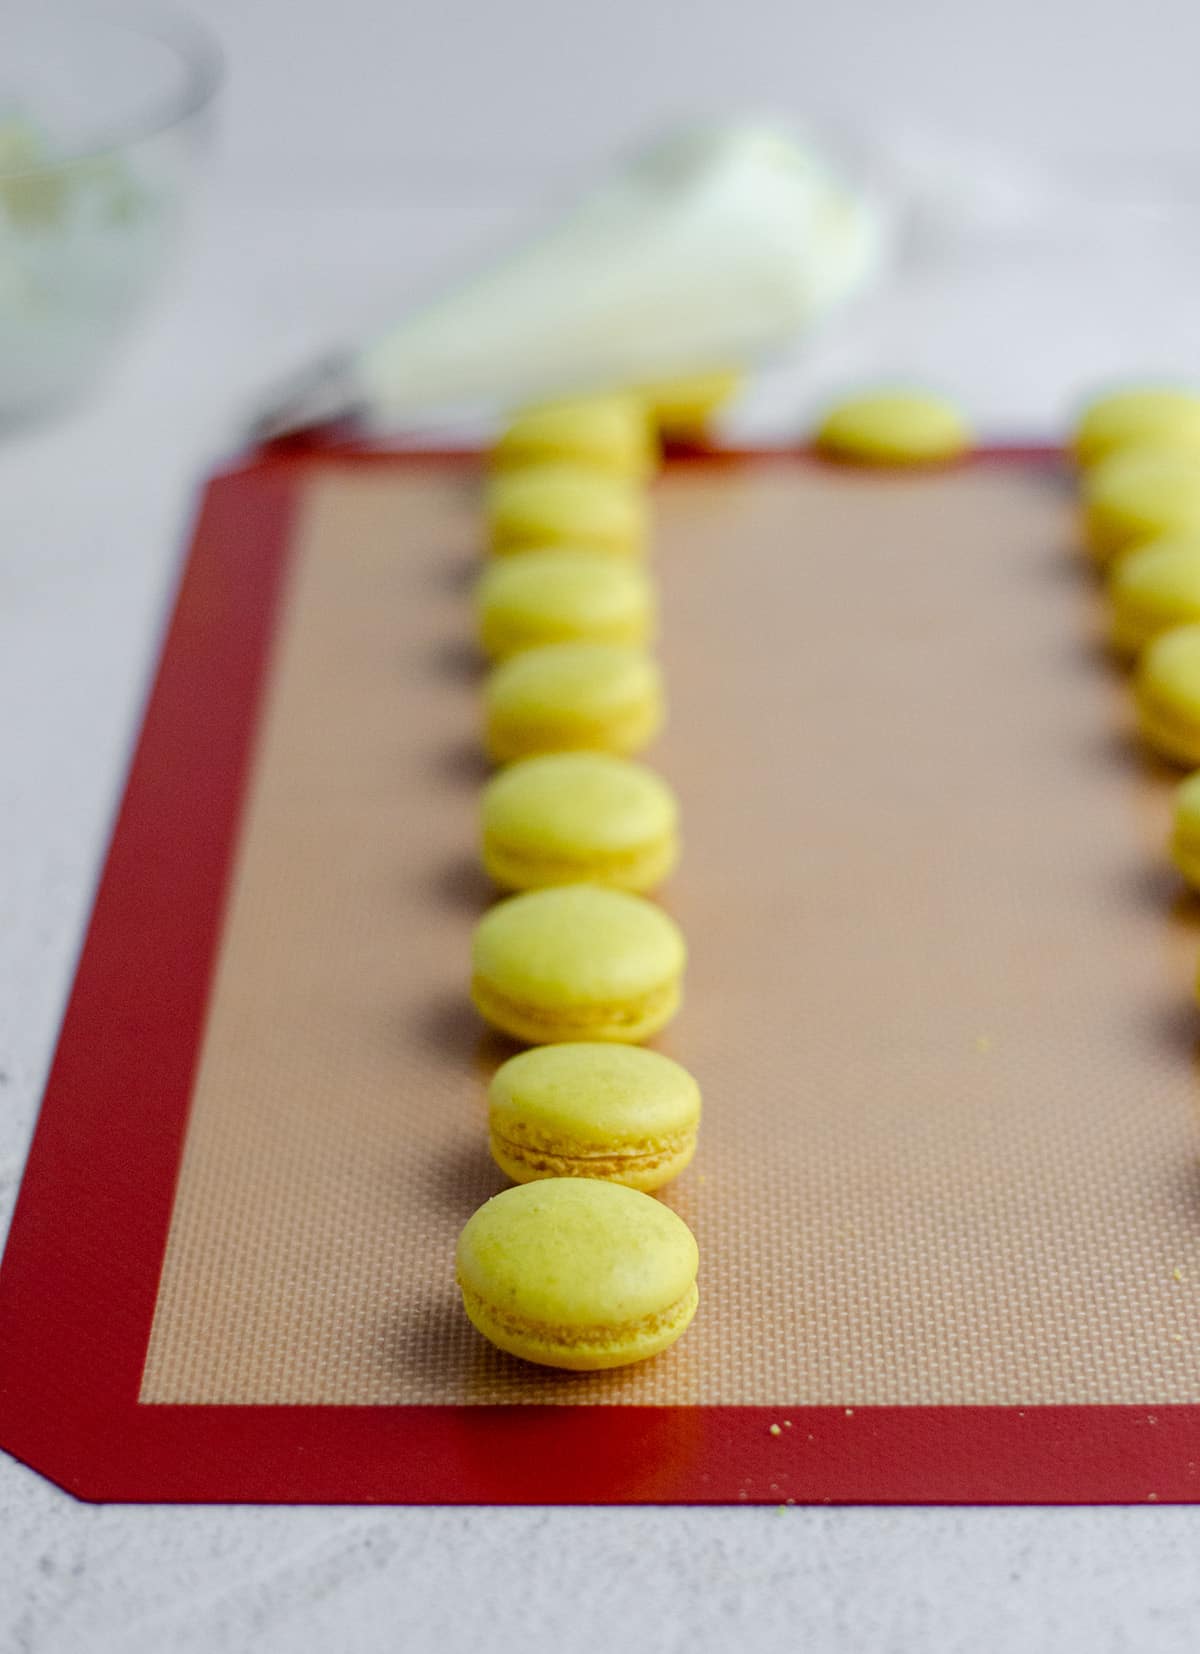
140;457;1200;1406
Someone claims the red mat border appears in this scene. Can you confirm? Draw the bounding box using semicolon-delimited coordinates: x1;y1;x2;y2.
2;441;1196;1505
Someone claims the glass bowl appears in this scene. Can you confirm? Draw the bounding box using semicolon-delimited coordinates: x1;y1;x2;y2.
0;2;221;424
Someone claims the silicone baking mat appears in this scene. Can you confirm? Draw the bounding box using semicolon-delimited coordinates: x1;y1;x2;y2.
2;444;1200;1503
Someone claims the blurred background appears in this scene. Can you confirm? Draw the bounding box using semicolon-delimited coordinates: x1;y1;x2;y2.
174;0;1200;436
8;0;1200;445
201;0;1200;199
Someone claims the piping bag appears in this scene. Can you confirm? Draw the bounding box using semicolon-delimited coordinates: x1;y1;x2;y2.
252;122;888;440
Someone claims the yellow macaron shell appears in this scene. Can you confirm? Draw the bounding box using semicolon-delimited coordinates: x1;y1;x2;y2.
471;884;686;1043
485;465;648;557
476;550;655;661
455;1177;699;1370
1170;770;1200;891
483;641;664;763
492;395;658;479
1134;624;1200;765
1108;536;1200;655
488;1042;700;1191
815;391;971;466
636;369;742;439
1083;448;1200;565
480;752;679;893
1072;388;1200;469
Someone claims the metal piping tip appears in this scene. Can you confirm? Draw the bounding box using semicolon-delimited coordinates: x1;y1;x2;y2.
247;351;363;444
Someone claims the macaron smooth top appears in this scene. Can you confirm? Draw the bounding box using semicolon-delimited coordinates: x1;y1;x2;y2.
471;883;686;1043
1170;769;1200;890
483;641;664;763
485;465;649;557
1134;623;1200;766
480;752;680;893
455;1177;700;1369
488;1042;701;1191
1083;448;1200;565
814;391;971;466
1108;536;1200;655
1072;388;1200;470
492;394;658;479
475;549;655;661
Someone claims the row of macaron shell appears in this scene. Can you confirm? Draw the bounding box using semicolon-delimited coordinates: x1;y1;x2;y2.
454;396;704;1373
1073;389;1200;941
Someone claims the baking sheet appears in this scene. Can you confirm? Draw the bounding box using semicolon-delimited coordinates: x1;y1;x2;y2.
3;447;1199;1502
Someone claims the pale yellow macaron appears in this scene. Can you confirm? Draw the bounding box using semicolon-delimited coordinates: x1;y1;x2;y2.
485;465;649;558
483;642;664;763
636;369;742;440
455;1177;699;1370
1108;536;1200;656
492;394;658;479
481;752;679;893
471;883;686;1044
1170;770;1200;890
1072;388;1200;470
815;390;972;466
488;1042;700;1190
1082;447;1200;566
1134;623;1200;765
475;550;655;661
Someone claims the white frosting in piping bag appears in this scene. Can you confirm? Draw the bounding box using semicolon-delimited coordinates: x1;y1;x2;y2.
255;122;887;437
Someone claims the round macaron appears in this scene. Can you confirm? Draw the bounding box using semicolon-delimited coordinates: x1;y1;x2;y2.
455;1177;699;1370
1108;536;1200;656
814;391;971;466
1170;770;1200;891
480;752;679;893
1072;388;1200;470
488;1043;699;1191
491;395;658;479
637;369;741;440
1134;623;1200;765
1082;448;1200;566
475;550;655;661
485;465;649;558
471;884;686;1044
483;641;664;763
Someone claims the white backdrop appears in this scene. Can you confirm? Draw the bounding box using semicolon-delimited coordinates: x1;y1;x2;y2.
192;0;1200;200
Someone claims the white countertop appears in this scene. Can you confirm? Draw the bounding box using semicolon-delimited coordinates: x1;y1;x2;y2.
5;172;1200;1650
